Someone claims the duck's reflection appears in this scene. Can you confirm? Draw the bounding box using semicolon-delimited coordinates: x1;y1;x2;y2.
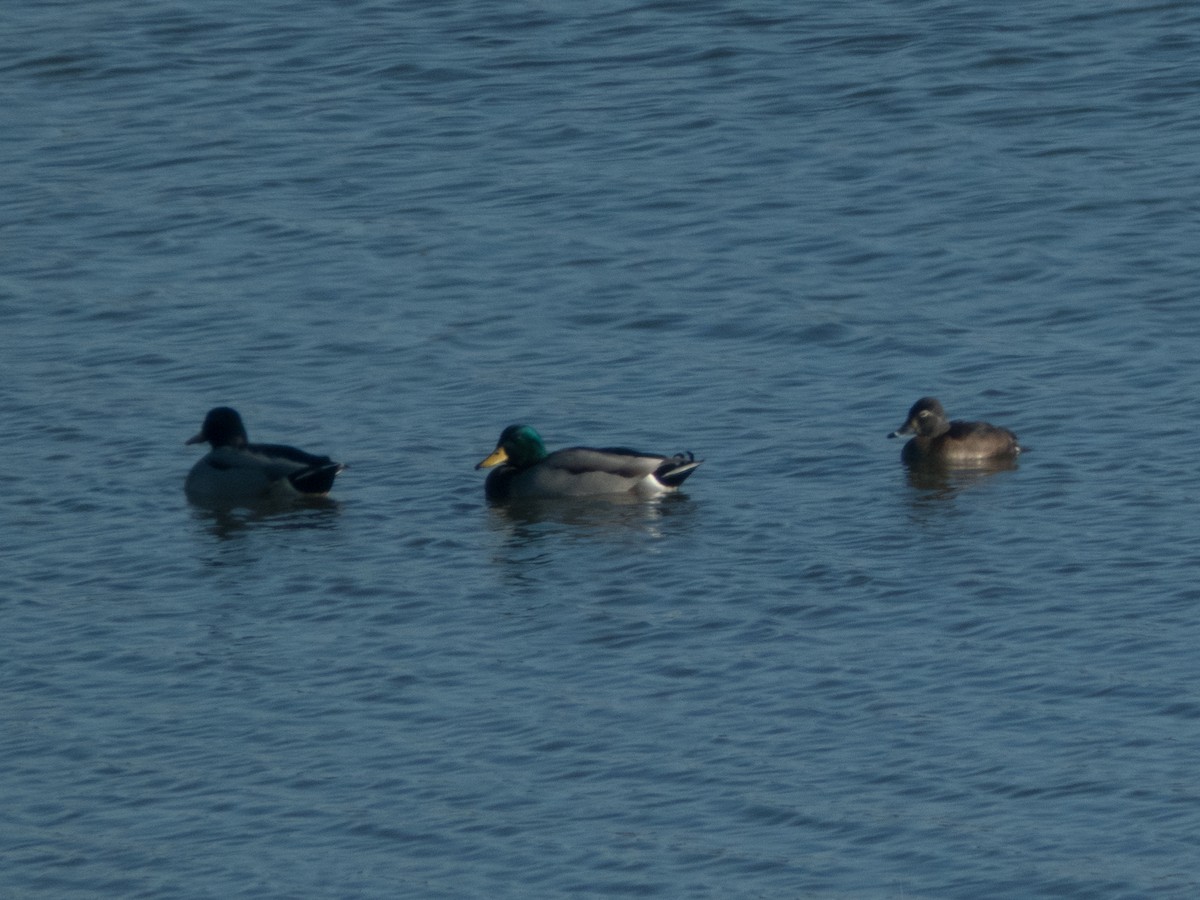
188;495;342;540
485;492;696;545
903;456;1019;498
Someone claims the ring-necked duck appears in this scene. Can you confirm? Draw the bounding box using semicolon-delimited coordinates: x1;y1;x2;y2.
475;424;701;501
888;397;1021;465
185;406;344;505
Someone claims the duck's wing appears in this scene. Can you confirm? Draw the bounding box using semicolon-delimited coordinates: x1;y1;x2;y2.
946;420;1022;455
240;443;345;493
526;446;700;496
549;447;669;479
201;446;291;474
249;441;335;468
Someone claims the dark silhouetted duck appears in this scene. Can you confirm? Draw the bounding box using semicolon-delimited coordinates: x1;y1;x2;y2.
476;424;701;500
185;406;344;505
889;397;1021;465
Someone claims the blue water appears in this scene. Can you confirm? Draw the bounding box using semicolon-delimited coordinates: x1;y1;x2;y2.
5;1;1200;896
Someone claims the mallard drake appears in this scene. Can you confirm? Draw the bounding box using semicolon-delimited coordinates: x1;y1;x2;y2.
888;397;1021;465
185;406;344;505
475;424;701;500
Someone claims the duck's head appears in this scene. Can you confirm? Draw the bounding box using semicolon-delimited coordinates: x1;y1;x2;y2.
889;397;949;439
476;424;548;470
187;406;249;449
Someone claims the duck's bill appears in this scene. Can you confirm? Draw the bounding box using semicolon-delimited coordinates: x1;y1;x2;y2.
888;427;910;439
475;446;509;469
185;430;206;445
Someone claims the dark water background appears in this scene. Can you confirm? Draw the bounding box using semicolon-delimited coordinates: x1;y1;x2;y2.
5;1;1200;896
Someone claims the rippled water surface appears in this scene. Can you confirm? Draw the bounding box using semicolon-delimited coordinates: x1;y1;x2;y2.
5;1;1200;896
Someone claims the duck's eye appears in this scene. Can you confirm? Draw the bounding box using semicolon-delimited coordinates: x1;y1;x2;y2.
918;410;930;419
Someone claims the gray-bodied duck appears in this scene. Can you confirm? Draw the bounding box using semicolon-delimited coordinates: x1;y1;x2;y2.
185;406;344;505
889;397;1021;465
476;424;701;500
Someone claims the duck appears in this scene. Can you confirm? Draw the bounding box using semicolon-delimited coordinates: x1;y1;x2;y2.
888;397;1021;465
184;406;344;505
475;424;701;500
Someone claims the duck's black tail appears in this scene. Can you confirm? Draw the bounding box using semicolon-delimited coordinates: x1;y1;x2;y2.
289;462;346;495
654;452;701;488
